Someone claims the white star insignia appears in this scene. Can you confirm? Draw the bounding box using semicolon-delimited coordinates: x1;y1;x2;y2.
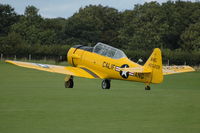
121;65;128;78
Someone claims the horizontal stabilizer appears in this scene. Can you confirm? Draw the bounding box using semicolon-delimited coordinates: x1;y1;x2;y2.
119;67;151;73
163;65;195;75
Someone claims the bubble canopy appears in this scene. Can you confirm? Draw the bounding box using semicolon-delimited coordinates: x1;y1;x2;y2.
93;42;127;59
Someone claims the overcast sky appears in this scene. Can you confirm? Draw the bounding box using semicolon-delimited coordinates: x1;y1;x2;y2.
0;0;196;18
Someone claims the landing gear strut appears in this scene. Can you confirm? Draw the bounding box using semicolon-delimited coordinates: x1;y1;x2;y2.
102;79;111;89
65;75;74;88
145;85;151;90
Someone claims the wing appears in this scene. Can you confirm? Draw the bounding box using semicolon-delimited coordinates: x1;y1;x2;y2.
5;60;100;79
163;65;195;75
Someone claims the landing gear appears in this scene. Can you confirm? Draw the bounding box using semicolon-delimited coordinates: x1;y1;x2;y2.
65;75;74;88
102;79;111;89
145;85;151;90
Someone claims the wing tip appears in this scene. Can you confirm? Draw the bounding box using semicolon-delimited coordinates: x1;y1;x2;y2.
5;60;13;64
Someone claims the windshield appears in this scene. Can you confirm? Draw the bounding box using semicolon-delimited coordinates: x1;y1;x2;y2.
93;42;127;59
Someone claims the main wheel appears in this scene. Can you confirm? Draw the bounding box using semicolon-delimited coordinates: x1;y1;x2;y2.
102;79;111;89
65;79;74;88
145;85;151;90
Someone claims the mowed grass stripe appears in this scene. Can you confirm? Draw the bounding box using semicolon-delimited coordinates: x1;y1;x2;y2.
0;62;200;133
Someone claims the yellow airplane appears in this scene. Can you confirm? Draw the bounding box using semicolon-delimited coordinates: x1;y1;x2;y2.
5;42;195;90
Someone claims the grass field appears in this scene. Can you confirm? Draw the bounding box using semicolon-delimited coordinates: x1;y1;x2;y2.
0;61;200;133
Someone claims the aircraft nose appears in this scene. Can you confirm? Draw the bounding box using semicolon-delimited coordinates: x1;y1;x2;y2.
67;48;74;66
67;45;83;66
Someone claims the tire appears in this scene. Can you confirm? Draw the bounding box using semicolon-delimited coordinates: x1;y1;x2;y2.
65;79;74;88
102;79;111;89
145;85;151;90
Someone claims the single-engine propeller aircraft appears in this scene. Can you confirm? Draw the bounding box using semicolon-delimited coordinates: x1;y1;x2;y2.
5;42;195;90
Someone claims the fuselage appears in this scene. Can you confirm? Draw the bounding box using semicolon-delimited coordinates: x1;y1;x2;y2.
67;44;152;83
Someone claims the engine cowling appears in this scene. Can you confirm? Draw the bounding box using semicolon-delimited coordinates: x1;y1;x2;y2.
67;45;84;66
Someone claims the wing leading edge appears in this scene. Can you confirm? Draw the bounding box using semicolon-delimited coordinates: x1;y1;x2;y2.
5;60;100;79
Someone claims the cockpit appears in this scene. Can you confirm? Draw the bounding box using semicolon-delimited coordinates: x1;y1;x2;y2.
73;42;127;59
93;43;127;59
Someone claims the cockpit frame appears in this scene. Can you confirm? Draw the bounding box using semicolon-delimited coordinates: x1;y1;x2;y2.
93;42;127;59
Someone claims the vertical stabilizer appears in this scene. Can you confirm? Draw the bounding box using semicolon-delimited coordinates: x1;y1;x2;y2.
144;48;163;83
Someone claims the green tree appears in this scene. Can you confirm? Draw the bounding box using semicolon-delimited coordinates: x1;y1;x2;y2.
0;32;27;55
0;4;19;36
24;5;43;25
11;6;42;45
11;5;57;45
119;2;167;50
180;21;200;51
42;18;67;44
64;5;121;46
24;5;39;17
162;1;200;49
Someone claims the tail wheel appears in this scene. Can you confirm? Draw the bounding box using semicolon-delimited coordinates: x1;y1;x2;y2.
65;79;74;88
102;79;111;89
145;85;151;90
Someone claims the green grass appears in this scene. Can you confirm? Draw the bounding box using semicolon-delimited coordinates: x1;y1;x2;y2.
1;61;200;133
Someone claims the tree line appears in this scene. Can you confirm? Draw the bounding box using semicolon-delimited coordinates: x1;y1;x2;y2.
0;1;200;65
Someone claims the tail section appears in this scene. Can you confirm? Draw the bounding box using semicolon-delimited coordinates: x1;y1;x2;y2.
144;48;163;84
